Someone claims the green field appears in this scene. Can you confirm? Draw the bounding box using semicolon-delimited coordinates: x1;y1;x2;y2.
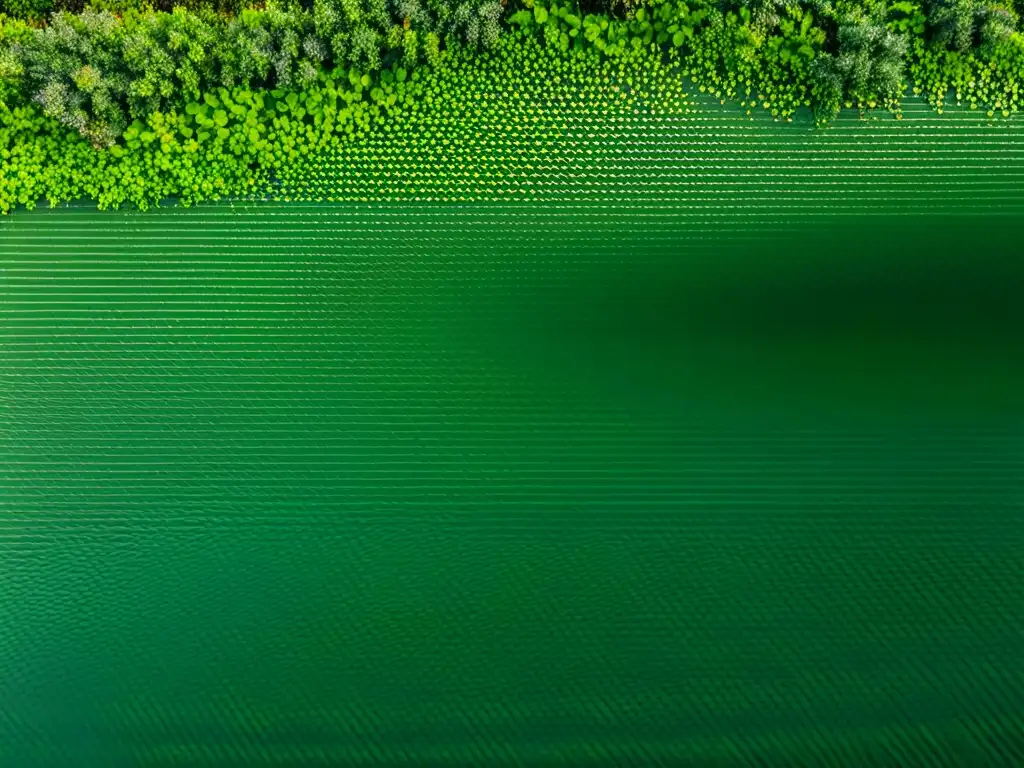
3;86;1024;765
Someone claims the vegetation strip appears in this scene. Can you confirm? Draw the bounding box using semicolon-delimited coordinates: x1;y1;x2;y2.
2;0;1023;212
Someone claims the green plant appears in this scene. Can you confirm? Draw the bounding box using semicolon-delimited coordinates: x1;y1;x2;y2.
811;11;907;120
886;0;925;36
0;0;52;21
926;0;1017;54
768;5;826;65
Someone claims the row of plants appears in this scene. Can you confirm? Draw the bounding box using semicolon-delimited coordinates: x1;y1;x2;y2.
273;34;693;202
2;0;1024;213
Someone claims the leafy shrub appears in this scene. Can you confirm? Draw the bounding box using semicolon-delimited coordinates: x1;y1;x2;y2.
925;0;1017;54
11;8;226;145
218;4;321;87
0;0;52;21
731;0;831;33
811;10;907;119
84;0;245;13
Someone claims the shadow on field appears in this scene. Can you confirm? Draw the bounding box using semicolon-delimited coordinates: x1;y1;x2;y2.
528;214;1024;424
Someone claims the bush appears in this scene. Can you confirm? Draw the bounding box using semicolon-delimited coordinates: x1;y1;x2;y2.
811;10;907;119
0;0;52;20
926;0;1017;53
0;0;52;19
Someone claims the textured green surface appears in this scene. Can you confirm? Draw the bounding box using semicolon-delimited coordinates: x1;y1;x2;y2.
2;96;1024;764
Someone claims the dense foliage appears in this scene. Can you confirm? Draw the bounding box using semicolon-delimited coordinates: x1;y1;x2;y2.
2;0;1024;213
0;0;501;146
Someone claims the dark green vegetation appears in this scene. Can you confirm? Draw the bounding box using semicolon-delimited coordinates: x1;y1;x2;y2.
2;0;1024;212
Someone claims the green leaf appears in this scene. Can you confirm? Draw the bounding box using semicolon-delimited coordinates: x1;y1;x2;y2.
217;127;230;139
185;102;200;115
635;7;645;21
213;110;228;127
673;30;685;46
203;93;219;108
534;5;548;23
360;74;371;88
